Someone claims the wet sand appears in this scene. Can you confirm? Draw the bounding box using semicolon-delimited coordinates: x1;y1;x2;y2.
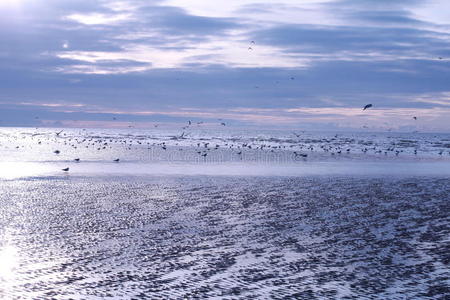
0;175;448;299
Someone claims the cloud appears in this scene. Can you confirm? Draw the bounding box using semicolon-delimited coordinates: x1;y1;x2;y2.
0;0;449;131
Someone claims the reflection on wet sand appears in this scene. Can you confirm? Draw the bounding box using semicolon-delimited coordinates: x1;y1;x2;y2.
0;176;448;299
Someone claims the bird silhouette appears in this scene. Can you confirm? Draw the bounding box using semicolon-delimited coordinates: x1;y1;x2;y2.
62;167;69;172
363;104;373;110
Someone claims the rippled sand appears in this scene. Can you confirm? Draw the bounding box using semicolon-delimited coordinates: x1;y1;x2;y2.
0;176;448;299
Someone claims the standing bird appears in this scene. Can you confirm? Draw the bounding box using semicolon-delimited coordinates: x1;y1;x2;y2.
363;104;373;110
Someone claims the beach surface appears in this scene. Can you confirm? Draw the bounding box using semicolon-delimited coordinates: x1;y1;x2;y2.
1;175;449;299
0;128;449;299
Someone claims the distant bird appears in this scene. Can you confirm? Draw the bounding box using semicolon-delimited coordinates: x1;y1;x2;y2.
250;41;255;44
413;116;417;120
188;120;192;125
248;47;253;51
363;104;373;110
74;158;80;162
62;167;69;172
56;130;64;136
438;57;443;60
113;158;120;162
221;122;226;126
54;150;60;154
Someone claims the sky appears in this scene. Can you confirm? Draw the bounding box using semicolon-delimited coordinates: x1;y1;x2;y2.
0;0;449;131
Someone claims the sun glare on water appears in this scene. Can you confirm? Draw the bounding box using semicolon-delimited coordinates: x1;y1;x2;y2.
0;245;18;282
0;162;50;179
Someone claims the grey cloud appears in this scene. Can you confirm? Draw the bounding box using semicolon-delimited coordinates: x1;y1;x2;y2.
1;0;450;130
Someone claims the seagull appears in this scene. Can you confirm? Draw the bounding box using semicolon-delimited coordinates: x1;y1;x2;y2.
363;104;373;110
74;158;80;162
56;130;64;136
54;150;60;154
113;158;120;162
413;116;417;120
62;167;69;172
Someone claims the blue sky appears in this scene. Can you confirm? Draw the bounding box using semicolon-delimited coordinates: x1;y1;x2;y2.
0;0;449;131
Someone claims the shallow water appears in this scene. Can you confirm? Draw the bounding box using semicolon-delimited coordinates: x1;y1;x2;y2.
0;127;450;179
0;127;449;299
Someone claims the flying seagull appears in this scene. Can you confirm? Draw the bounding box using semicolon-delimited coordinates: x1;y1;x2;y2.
56;130;64;136
363;104;373;110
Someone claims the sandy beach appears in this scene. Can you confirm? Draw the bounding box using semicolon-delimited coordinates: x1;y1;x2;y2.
0;175;448;299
